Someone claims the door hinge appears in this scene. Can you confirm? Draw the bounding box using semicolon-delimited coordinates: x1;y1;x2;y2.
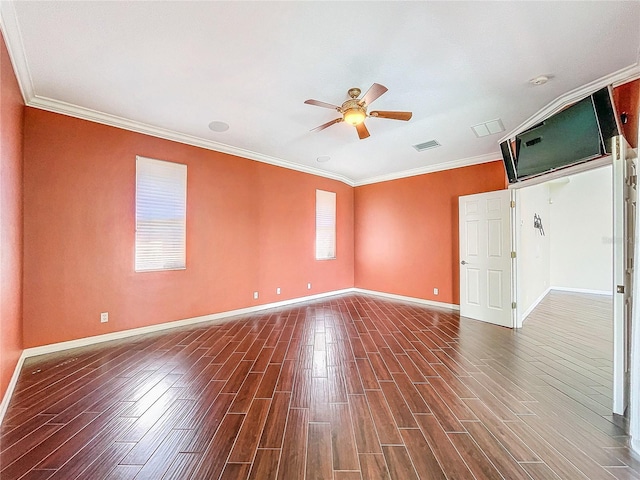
510;251;516;259
617;285;625;294
511;302;517;309
510;200;516;208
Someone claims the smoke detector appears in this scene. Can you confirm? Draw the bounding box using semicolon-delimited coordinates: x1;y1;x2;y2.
530;75;549;86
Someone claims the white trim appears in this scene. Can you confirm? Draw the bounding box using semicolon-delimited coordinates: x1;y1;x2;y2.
21;288;356;358
27;95;355;186
0;4;353;187
550;286;613;296
632;269;640;454
354;153;500;187
0;4;505;189
19;287;463;357
0;1;33;103
507;156;612;190
630;123;640;454
5;289;358;421
352;288;459;310
511;189;519;328
2;3;639;190
23;93;504;189
612;137;627;416
499;63;640;144
521;287;551;323
0;286;461;424
0;351;27;424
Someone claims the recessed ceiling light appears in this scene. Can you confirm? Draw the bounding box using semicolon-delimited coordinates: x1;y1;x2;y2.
316;155;331;163
530;75;549;86
208;121;229;132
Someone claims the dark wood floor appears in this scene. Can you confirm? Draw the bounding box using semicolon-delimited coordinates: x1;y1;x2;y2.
1;291;638;479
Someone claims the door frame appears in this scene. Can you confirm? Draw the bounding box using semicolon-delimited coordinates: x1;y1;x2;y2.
612;136;629;416
631;128;640;454
611;136;638;421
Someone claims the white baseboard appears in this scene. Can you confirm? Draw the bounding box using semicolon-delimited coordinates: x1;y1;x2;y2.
22;288;356;359
1;285;456;424
550;286;613;296
0;351;27;425
0;288;344;423
0;287;356;424
521;287;552;323
352;288;459;310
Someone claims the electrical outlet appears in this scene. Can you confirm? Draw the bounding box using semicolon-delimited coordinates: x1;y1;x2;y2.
307;283;311;290
100;312;108;323
276;287;281;295
253;291;259;299
433;288;439;295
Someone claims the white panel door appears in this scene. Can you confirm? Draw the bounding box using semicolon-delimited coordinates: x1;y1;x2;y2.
459;190;513;327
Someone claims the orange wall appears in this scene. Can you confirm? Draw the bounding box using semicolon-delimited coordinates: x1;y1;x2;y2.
22;109;354;348
354;162;506;305
0;32;24;399
613;79;639;149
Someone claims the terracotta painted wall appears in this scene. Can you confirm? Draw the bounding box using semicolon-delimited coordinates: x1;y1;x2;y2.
354;162;506;305
613;79;639;149
0;32;24;399
23;109;354;348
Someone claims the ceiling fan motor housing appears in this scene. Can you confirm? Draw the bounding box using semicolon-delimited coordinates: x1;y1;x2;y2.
342;98;367;125
348;87;362;99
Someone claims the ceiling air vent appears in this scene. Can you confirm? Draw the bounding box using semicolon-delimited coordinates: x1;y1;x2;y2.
413;140;441;152
472;119;505;137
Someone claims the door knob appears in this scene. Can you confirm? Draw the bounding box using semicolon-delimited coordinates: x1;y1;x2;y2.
461;260;468;265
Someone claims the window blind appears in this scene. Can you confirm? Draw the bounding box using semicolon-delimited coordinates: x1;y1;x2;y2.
316;189;336;260
135;156;187;272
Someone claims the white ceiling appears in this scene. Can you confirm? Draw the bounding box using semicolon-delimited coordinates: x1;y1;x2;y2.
2;1;639;185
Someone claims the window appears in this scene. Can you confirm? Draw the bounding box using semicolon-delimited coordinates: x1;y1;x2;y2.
316;189;336;260
135;156;187;272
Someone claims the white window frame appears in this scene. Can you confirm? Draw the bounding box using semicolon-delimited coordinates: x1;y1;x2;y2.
135;156;187;272
315;189;336;260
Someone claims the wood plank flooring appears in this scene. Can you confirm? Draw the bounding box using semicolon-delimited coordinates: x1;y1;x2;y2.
1;291;637;479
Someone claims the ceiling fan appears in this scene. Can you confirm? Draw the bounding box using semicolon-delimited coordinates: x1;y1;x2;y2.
304;83;412;139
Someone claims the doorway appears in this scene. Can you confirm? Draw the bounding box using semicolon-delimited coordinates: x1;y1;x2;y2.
513;151;635;421
514;164;613;327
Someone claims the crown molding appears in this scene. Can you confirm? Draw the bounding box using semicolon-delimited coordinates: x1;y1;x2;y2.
499;63;640;144
4;1;637;189
353;152;500;187
0;0;34;103
27;95;355;186
0;4;354;186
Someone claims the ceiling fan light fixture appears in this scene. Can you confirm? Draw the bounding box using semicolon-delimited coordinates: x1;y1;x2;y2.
306;83;411;139
343;107;366;126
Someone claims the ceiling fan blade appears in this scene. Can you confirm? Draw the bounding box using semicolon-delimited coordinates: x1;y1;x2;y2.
356;122;370;140
360;83;388;106
311;118;342;132
369;110;412;121
304;99;341;110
